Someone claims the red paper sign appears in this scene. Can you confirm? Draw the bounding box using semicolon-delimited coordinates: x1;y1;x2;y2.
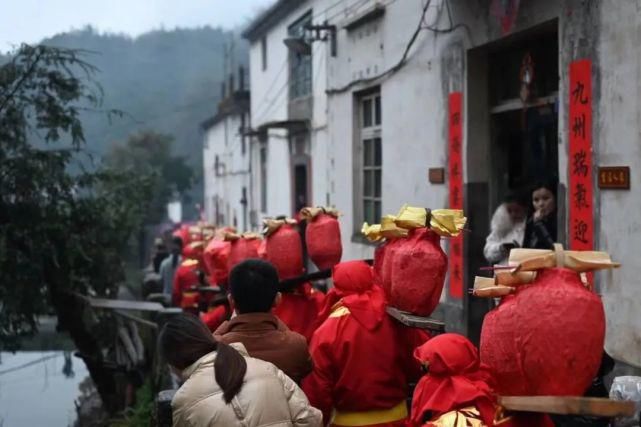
569;60;593;251
448;92;464;299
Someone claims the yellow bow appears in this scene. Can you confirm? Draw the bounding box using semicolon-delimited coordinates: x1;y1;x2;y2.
394;205;467;237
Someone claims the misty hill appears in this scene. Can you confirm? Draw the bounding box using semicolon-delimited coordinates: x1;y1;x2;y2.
42;26;248;218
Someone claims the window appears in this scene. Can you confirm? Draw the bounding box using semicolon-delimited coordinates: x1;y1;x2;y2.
261;36;267;71
288;11;312;100
358;91;382;226
260;145;268;213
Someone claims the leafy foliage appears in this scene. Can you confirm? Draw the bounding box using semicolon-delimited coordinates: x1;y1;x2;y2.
0;44;153;349
106;131;194;225
42;26;249;219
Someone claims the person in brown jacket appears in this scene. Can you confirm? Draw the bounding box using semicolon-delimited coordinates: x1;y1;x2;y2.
214;259;312;383
160;313;321;427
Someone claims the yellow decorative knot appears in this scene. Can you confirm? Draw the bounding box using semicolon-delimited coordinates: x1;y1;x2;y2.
394;205;466;237
361;205;467;241
262;218;297;237
299;206;340;220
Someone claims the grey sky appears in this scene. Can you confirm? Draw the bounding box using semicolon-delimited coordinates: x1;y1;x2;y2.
0;0;275;50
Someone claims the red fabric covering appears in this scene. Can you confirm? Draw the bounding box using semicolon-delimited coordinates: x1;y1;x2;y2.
182;241;204;266
172;260;200;308
373;243;386;287
265;224;304;280
379;238;403;299
227;237;261;272
480;268;605;396
317;261;386;331
411;334;495;427
201;305;229;332
273;283;324;342
203;238;231;285
172;224;191;245
390;228;447;316
258;238;267;259
303;261;429;425
306;212;342;270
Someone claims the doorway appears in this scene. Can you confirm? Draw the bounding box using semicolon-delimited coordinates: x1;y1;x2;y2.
289;129;311;217
466;20;559;344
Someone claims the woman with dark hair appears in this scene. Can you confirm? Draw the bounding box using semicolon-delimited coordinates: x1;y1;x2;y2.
484;190;528;265
522;182;558;250
159;314;321;427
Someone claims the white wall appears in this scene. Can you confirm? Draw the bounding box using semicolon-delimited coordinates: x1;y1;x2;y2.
595;0;641;368
327;0;455;261
247;0;335;220
203;113;251;231
242;0;641;362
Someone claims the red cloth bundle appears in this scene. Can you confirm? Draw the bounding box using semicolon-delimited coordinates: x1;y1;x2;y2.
203;238;231;285
273;283;325;342
264;221;304;280
172;224;191;245
226;235;261;272
172;259;200;308
301;207;342;270
201;305;228;332
480;268;605;396
388;228;447;316
379;238;403;299
411;333;496;427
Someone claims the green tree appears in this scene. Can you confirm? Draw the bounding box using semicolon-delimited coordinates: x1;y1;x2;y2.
0;44;153;411
106;130;194;225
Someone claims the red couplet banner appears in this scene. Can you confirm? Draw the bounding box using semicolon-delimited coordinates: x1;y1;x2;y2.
568;60;593;251
448;92;463;299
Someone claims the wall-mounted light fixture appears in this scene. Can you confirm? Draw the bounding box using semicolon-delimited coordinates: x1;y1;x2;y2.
282;20;337;57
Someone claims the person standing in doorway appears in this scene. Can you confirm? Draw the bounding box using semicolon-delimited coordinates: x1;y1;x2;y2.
523;182;557;250
484;191;527;265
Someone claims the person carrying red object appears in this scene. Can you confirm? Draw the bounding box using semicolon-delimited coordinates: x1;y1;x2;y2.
410;334;496;426
302;260;429;427
263;218;325;342
172;241;205;309
201;303;229;332
412;334;554;427
273;283;325;343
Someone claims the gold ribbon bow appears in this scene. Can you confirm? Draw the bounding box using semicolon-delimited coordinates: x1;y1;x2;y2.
300;206;340;221
394;205;467;237
224;232;261;242
361;215;410;242
262;218;297;237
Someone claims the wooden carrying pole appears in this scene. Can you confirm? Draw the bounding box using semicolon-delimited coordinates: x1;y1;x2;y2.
499;396;636;418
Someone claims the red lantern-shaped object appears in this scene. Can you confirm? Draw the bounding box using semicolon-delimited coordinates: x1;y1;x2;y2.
203;238;231;285
480;268;605;396
389;228;447;316
173;224;191;245
378;238;404;299
227;236;261;272
258;238;267;259
305;211;342;270
265;223;304;280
